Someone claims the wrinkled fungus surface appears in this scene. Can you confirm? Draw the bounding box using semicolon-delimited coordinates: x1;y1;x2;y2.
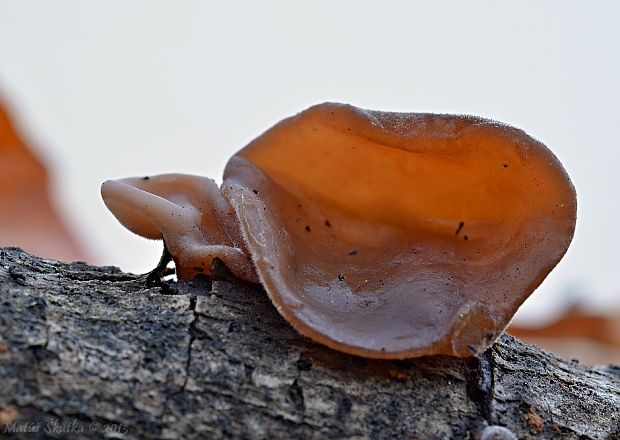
102;103;576;359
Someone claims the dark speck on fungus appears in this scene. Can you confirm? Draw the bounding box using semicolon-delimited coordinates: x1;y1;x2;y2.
101;102;577;359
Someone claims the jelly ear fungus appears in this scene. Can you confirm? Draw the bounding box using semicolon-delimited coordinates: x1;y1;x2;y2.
102;103;576;359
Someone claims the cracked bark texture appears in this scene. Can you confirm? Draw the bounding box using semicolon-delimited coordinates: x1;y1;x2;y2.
0;247;619;440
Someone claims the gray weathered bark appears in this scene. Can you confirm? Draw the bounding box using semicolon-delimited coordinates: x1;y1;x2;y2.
0;247;619;439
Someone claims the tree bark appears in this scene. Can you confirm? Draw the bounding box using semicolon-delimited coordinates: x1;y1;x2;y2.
0;247;618;439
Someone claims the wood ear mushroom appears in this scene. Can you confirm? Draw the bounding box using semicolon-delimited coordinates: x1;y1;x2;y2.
101;103;576;359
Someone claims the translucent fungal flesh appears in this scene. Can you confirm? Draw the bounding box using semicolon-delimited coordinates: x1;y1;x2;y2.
101;175;257;282
102;103;576;359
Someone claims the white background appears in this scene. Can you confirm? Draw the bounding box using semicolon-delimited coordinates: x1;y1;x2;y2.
0;1;618;324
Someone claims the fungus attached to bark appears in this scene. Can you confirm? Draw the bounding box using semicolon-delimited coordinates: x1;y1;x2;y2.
101;103;576;359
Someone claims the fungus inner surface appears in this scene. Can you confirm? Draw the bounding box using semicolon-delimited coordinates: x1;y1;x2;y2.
222;103;576;358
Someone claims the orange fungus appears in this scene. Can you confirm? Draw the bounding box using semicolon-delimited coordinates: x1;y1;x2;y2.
0;100;87;262
101;103;576;359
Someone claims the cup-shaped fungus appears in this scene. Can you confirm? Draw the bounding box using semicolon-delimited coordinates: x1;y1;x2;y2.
0;100;87;262
102;103;576;359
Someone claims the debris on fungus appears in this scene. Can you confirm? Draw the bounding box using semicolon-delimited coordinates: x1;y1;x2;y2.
101;103;576;359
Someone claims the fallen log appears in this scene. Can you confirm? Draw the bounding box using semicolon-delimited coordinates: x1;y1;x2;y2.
0;247;618;439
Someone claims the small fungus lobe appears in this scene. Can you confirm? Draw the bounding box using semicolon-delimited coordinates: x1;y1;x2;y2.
101;103;576;359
